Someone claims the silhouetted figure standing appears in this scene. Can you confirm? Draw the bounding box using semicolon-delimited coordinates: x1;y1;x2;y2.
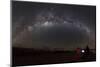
85;45;90;55
81;45;91;61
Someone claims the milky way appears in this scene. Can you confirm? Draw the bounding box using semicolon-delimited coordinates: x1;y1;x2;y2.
12;1;96;50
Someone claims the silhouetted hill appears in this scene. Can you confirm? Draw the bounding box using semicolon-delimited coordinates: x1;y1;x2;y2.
12;47;76;56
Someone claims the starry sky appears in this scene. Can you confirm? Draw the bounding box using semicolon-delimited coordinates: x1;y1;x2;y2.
12;1;96;50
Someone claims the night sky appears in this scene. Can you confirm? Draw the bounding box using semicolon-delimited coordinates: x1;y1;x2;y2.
12;1;96;50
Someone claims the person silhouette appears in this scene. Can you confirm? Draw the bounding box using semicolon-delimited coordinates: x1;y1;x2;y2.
85;45;90;54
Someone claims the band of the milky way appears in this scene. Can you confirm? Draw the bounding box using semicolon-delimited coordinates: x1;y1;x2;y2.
12;1;96;50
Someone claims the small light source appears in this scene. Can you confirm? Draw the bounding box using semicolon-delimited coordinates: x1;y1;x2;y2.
81;49;85;53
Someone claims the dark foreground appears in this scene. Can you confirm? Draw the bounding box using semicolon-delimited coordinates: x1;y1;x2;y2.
12;47;96;66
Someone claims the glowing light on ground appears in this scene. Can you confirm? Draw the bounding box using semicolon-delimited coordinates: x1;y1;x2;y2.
81;49;85;53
